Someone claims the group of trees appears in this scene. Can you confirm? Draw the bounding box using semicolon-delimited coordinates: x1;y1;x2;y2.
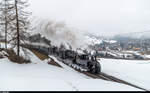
0;0;31;61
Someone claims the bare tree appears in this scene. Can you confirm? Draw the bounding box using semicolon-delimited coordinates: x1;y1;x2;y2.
0;0;14;50
1;0;31;61
10;0;31;60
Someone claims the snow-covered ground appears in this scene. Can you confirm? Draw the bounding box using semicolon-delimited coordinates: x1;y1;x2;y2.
85;36;103;45
0;43;12;49
100;58;150;91
145;55;150;59
0;48;142;91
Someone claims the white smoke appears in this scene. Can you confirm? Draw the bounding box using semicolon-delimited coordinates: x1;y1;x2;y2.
34;19;88;50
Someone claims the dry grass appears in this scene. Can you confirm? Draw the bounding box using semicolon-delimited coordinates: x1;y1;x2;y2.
31;49;62;68
0;48;5;59
31;49;49;60
48;58;62;68
6;49;31;64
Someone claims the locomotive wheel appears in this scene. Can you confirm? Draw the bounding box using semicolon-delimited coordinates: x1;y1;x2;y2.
95;63;101;74
95;66;101;74
91;66;96;74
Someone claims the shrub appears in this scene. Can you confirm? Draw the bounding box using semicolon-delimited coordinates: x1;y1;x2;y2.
6;49;31;64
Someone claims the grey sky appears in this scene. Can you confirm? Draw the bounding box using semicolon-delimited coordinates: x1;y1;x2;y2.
11;0;150;36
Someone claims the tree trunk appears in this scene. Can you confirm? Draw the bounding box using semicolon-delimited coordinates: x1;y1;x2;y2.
4;0;7;50
15;0;20;60
5;17;7;50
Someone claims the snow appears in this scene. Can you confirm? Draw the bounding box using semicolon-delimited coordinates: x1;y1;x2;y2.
100;58;150;90
0;50;142;91
0;50;8;57
98;50;148;59
0;43;12;49
103;40;117;44
0;56;88;91
145;55;150;58
70;79;140;91
85;36;103;45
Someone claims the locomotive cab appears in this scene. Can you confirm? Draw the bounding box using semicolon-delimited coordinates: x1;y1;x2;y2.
79;54;89;60
76;54;90;67
60;50;76;59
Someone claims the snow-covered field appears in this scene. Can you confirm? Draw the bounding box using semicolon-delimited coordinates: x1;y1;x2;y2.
100;58;150;91
145;55;150;59
0;49;142;91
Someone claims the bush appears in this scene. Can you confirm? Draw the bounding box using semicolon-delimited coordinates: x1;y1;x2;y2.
6;49;31;64
0;48;8;59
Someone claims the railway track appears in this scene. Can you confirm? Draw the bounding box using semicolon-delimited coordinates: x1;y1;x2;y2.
55;55;148;91
82;72;147;91
98;73;147;91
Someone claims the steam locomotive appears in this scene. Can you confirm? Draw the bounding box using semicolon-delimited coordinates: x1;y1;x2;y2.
49;45;101;74
28;44;101;74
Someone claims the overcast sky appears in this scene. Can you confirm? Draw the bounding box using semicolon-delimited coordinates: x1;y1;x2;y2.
17;0;150;36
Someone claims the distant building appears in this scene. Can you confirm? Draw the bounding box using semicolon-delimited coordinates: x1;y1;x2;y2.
133;47;141;51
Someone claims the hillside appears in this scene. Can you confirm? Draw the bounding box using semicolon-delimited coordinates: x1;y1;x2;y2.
114;31;150;40
0;43;142;91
